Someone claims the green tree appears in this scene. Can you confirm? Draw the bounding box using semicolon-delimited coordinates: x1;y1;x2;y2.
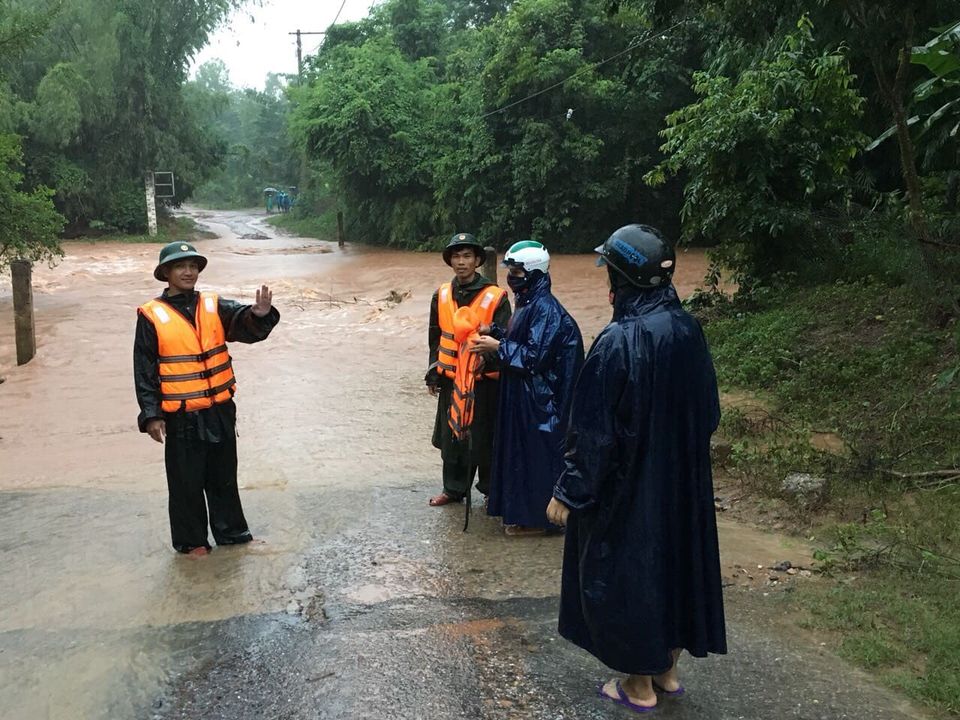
1;0;249;232
292;36;438;245
294;0;699;250
0;133;64;266
0;0;64;267
647;18;867;280
908;20;960;210
455;0;695;248
186;63;298;208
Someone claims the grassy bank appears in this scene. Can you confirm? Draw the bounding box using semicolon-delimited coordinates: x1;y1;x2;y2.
700;281;960;715
70;214;215;245
265;210;336;241
800;571;960;713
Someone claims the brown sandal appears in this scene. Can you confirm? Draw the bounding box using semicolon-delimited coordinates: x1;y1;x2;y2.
429;492;462;507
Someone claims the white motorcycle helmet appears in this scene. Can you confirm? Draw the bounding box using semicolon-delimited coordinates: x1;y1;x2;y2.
502;240;550;273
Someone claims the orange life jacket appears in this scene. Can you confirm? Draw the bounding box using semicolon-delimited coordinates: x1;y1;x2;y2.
448;306;483;440
436;281;505;381
138;292;237;413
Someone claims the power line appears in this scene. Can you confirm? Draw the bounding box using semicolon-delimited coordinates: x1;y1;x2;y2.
331;0;348;27
479;19;686;120
290;1;350;79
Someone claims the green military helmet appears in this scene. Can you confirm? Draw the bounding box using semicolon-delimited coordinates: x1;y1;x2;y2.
153;241;208;281
442;232;486;267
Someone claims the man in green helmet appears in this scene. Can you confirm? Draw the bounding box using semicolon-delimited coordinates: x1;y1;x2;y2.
425;233;511;507
134;241;279;555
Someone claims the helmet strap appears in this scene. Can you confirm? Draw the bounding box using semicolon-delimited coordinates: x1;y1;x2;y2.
607;265;633;293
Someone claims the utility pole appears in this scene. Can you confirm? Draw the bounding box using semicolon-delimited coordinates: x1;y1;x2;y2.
11;260;36;365
289;29;326;215
144;171;158;237
288;29;325;83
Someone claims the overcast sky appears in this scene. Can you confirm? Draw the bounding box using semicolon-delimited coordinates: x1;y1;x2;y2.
191;0;380;89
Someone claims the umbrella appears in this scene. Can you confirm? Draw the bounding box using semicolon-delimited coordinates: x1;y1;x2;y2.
263;187;278;194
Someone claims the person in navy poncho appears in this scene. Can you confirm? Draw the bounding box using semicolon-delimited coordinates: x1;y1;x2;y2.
546;224;727;713
472;241;584;536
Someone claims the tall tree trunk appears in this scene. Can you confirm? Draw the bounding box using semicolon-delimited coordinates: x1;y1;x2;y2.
869;42;959;313
870;43;931;246
946;170;959;211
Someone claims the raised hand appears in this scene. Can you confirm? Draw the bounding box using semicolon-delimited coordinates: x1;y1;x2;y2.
252;285;273;317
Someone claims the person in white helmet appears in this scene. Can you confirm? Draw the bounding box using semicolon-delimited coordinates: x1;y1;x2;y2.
471;240;584;536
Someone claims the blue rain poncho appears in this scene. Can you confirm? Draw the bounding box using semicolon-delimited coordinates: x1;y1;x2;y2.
487;273;584;528
554;284;727;674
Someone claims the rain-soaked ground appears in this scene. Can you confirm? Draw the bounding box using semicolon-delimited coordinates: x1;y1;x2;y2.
0;209;932;720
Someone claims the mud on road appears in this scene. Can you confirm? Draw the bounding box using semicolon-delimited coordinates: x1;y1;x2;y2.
0;208;932;720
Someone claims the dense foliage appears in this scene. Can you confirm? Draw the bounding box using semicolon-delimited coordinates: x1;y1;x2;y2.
4;0;958;284
0;132;64;265
186;61;299;208
0;0;246;237
290;0;696;251
646;19;867;280
0;1;63;266
284;0;958;293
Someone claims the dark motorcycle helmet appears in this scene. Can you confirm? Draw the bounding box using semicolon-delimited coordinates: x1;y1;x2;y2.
442;232;486;267
594;224;676;289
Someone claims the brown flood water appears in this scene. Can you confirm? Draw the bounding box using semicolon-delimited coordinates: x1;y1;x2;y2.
0;208;762;719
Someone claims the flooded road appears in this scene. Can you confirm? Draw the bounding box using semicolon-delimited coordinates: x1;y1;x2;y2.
0;209;929;720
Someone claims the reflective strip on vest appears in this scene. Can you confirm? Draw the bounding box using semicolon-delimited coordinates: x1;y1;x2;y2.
138;292;237;413
161;377;237;401
158;343;228;363
451;383;473;401
152;305;172;325
160;358;233;383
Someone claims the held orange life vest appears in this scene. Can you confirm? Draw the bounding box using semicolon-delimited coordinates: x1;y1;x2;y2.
448;306;483;440
436;281;506;381
138;292;236;413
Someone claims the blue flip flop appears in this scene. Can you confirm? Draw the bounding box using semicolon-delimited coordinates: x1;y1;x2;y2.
653;680;685;697
596;680;657;713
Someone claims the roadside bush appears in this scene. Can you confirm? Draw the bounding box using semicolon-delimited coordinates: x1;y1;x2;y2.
647;17;867;283
98;182;147;234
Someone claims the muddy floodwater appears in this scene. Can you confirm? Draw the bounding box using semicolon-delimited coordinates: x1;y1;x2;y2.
0;210;925;720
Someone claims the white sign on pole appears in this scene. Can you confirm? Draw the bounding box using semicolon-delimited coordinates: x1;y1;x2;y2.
154;171;176;199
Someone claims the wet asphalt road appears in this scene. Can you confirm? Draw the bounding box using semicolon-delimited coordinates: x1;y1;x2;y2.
153;484;928;720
